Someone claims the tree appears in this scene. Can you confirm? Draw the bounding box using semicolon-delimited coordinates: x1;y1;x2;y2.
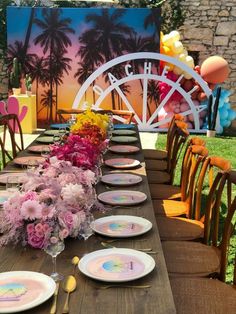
33;8;75;122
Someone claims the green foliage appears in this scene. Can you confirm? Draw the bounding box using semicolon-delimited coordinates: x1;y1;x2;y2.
25;73;32;91
10;57;22;88
0;0;14;58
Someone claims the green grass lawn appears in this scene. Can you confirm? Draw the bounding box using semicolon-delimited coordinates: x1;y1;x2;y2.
155;133;236;283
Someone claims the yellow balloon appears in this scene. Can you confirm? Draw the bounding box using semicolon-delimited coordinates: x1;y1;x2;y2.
185;56;194;69
173;66;183;75
171;41;184;54
170;30;180;41
167;62;174;71
183;72;192;79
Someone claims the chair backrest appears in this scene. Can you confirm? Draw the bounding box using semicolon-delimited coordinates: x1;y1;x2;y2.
110;110;135;124
165;114;185;152
0;113;24;168
56;108;85;123
180;144;209;205
167;122;189;184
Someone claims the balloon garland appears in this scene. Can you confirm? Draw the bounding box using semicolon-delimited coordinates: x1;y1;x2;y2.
159;30;235;133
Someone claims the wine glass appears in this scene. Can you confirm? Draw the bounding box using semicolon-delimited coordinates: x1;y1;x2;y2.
6;176;21;194
67;114;76;127
44;232;65;282
41;146;50;160
79;212;95;240
27;159;39;172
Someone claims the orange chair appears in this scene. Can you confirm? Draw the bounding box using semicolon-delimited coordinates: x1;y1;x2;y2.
149;137;206;200
156;155;231;241
143;113;184;161
146;122;189;184
162;160;233;278
152;144;209;219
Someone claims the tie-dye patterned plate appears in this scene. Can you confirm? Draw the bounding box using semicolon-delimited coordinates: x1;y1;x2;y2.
97;190;147;206
78;248;155;282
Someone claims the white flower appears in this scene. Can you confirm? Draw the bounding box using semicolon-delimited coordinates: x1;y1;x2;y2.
61;183;85;205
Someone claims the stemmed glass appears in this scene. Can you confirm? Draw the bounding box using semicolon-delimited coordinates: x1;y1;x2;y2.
79;212;95;241
44;231;65;281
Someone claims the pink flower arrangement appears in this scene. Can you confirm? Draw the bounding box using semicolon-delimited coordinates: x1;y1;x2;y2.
0;158;98;249
49;134;108;170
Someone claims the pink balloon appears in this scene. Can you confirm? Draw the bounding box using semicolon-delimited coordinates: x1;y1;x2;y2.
180;103;189;112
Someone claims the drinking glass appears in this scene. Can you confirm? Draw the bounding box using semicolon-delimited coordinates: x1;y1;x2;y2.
41;146;50;160
79;212;95;240
44;233;65;281
6;176;20;194
107;112;114;140
27;159;39;172
67;114;76;127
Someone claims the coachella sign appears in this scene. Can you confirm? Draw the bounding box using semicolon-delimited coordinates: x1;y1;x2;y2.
72;52;215;132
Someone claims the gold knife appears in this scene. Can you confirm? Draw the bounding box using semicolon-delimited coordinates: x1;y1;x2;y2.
50;282;60;314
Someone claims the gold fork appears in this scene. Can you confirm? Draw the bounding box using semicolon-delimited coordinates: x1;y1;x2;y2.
97;284;151;289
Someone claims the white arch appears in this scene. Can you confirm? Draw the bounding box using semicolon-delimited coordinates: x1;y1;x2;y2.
72;52;218;132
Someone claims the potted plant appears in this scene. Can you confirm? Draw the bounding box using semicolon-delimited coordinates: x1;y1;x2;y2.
25;73;32;96
10;57;22;95
207;87;221;137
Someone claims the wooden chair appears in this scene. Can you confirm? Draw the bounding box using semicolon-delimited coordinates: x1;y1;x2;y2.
143;114;184;161
146;122;189;185
156;155;231;241
56;108;85;123
57;108;135;125
0;113;24;168
152;144;209;218
149;137;206;200
162;162;233;278
170;198;236;313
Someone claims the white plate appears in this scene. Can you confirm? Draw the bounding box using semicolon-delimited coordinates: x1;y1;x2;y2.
0;172;27;185
78;248;155;282
112;130;136;136
108;145;140;154
111;136;138;143
101;173;142;186
91;215;152;238
104;158;140;169
97;190;147;206
0;271;56;313
13;156;45;166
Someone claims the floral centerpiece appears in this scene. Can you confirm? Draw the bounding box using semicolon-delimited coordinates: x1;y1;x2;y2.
0;158;98;249
49;109;109;169
70;109;109;136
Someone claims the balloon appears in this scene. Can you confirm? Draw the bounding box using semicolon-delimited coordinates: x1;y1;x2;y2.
228;109;236;121
197;92;207;101
172;41;184;54
200;56;230;84
219;107;228;120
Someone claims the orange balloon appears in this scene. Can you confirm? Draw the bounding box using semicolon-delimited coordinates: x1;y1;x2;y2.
197;92;207;102
200;56;229;84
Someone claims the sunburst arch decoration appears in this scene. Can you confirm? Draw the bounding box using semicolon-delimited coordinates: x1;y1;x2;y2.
72;52;214;132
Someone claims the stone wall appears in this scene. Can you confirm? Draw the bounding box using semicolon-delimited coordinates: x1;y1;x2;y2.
179;0;236;128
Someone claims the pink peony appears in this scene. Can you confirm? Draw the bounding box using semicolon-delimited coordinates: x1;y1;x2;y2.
59;211;75;231
20;200;42;220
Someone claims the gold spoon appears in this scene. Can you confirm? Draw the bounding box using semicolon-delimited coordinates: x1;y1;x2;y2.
62;275;77;313
71;256;80;276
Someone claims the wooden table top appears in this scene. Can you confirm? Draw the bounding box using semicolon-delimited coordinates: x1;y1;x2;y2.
0;129;176;314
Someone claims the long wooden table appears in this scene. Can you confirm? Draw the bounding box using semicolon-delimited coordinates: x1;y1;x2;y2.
0;129;176;314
